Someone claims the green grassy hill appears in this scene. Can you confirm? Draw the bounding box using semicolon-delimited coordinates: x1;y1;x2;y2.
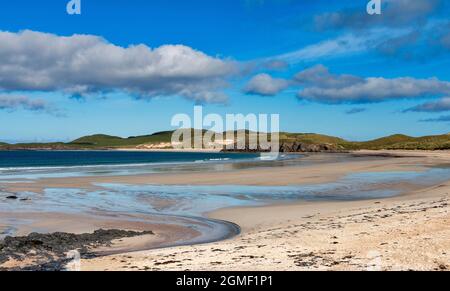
352;134;414;149
278;133;450;150
70;131;174;147
280;133;348;145
0;131;449;151
367;134;450;150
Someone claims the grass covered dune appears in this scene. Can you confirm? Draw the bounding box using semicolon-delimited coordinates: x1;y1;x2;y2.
0;131;449;151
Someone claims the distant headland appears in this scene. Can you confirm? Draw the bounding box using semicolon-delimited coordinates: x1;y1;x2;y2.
1;130;449;152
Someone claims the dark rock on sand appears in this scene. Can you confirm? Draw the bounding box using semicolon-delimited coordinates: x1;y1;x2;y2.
279;142;344;153
2;194;30;201
0;229;154;271
222;142;346;153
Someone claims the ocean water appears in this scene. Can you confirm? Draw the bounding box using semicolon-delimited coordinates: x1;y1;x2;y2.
0;150;264;180
0;150;260;168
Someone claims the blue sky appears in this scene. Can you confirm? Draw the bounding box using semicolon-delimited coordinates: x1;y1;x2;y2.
0;0;449;142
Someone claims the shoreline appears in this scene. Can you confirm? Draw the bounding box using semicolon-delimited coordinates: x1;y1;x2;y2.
78;181;450;271
79;150;450;271
0;211;242;270
2;151;439;194
1;150;450;270
1;147;449;155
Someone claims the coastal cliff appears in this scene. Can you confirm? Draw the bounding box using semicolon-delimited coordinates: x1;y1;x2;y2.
221;142;344;153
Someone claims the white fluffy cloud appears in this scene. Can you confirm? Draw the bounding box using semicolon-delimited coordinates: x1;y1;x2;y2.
0;30;237;103
314;0;440;30
0;95;54;113
309;0;450;61
405;97;450;112
296;65;450;104
295;65;364;89
276;34;378;63
244;73;289;96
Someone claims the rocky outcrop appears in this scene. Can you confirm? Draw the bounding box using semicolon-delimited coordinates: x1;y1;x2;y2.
279;142;344;153
0;229;154;271
222;142;345;153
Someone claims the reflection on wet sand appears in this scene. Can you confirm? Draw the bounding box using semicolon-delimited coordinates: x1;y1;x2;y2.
1;152;450;270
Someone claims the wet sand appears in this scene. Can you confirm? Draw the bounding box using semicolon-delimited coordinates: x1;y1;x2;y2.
0;211;240;270
2;152;437;194
1;150;450;270
78;151;450;271
80;181;450;271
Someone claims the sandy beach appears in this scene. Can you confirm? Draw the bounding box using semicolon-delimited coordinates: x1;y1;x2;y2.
3;0;450;275
1;150;449;271
76;150;450;271
1;151;441;193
